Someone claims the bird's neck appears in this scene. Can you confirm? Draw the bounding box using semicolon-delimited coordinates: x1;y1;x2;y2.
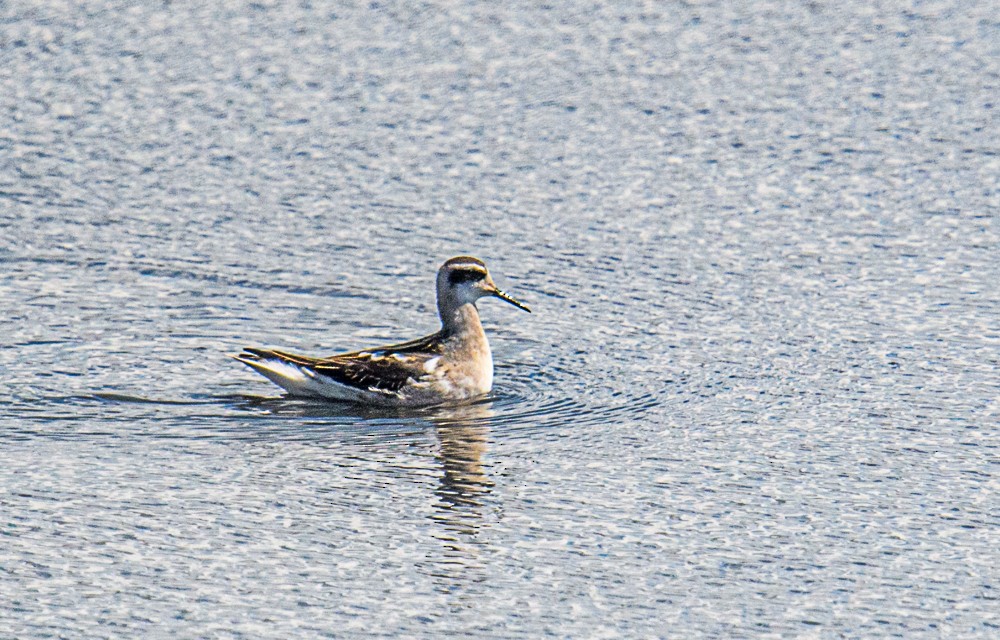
439;300;486;341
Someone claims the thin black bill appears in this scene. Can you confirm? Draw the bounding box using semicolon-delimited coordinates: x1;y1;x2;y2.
493;288;531;313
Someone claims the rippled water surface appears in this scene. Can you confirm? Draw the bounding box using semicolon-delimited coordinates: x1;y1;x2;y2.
2;1;998;637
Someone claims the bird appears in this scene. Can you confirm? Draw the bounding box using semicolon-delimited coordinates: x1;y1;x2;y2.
234;256;530;406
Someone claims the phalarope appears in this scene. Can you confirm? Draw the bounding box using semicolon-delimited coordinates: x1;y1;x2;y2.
235;256;530;406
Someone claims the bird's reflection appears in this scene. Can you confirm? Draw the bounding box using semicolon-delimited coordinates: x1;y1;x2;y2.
431;402;494;520
426;401;496;593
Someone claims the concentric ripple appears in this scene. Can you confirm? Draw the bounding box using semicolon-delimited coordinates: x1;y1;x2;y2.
484;359;666;433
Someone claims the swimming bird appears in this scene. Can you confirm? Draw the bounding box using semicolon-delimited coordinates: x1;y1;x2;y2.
234;256;530;406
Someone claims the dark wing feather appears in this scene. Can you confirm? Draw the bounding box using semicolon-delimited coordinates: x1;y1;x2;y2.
314;331;446;393
311;355;424;393
241;347;320;366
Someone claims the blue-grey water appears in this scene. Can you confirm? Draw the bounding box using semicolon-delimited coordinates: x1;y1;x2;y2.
2;1;998;637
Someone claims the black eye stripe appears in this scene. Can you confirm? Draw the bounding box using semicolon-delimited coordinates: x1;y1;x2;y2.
448;269;486;285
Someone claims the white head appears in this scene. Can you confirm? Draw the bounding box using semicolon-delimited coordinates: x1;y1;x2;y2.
436;256;531;321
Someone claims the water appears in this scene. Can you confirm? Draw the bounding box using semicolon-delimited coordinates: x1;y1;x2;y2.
2;0;998;637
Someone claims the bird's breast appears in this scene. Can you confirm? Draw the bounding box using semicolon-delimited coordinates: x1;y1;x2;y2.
436;335;493;397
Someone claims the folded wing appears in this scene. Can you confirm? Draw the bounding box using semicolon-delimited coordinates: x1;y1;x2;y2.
237;332;446;397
